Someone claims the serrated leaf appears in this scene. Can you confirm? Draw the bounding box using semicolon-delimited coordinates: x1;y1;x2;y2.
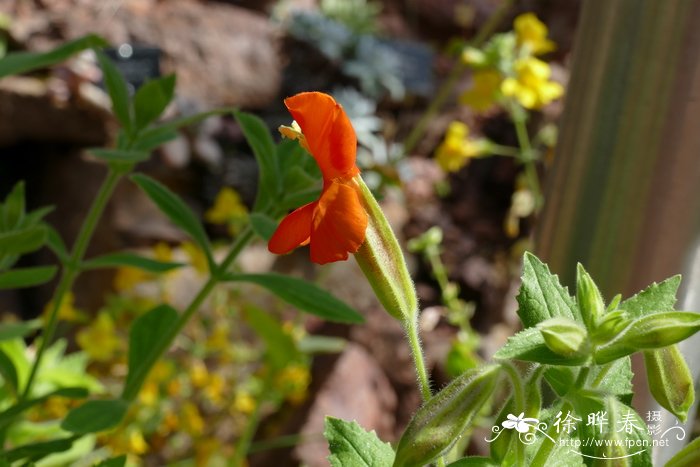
494;327;588;365
82;252;183;273
0;226;47;256
130;174;213;267
324;417;395;467
122;304;178;401
96;50;132;132
234;111;279;212
517;252;580;328
133;74;177;131
225;273;363;324
591;357;634;405
0;34;108;78
61;399;128;434
242;305;299;369
620;275;681;319
249;212;278;240
0;266;57;289
88;148;149;163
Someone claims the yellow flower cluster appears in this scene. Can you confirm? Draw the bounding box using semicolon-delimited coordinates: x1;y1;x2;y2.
435;122;488;173
76;311;121;361
514;12;556;55
502;57;563;110
460;70;502;112
204;187;248;232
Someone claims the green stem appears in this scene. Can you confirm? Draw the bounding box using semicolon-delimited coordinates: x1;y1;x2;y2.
22;167;123;400
574;366;590;388
232;372;273;466
530;400;573;465
402;0;513;155
405;317;432;402
591;363;613;388
500;362;526;466
489;143;521;158
511;106;543;210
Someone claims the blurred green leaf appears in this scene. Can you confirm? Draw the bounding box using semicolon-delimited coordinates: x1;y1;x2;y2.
517;252;580;328
89;148;149;164
95;455;127;467
132;126;179;151
122;304;178;401
130;174;213;267
0;265;57;289
0;348;18;395
249;212;277;241
666;435;700;467
133;74;176;132
226;273;364;324
21;204;54;226
0;387;89;430
0;226;47;257
242;305;299;369
325;417;395;467
0;319;41;341
447;458;498;467
46;226;68;261
4;436;79;463
0;34;107;78
83;251;183;273
494;327;588;366
95;50;132;132
298;335;346;354
234;111;279;212
2;181;25;230
61;399;128;434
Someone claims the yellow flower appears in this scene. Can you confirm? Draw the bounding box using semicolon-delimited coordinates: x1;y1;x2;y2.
205;187;249;230
279;120;310;152
276;364;311;405
203;373;226;405
514;13;556;55
152;242;173;263
232;391;256;415
43;291;84;322
434;122;489;173
139;381;159;406
113;266;149;292
501;57;563;109
128;429;149;455
76;311;120;361
182;241;209;275
189;360;210;388
182;401;205;436
459;70;503;112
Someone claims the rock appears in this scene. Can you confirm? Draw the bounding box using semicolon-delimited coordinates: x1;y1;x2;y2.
1;0;282;109
293;343;397;466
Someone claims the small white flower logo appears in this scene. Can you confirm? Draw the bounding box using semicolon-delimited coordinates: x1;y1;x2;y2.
502;412;539;433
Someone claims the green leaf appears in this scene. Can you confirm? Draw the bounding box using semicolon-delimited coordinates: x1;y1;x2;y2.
242;305;299;369
0;348;18;395
133;74;177;132
517;252;580;328
122;304;178;401
494;327;588;365
61;399;128;434
131;126;179;151
46;226;68;261
393;366;500;467
594;311;700;363
130;174;212;267
88;148;149;164
666;435;700;467
249;212;278;240
447;458;498;467
4;436;79;463
620;275;681;319
0;34;108;78
95;455;127;467
0;265;57;289
298;335;346;354
234;111;279;212
2;181;25;230
0;226;47;256
82;252;183;273
591;357;634;405
225;273;364;324
324;417;395;467
0;319;41;341
95;50;132;132
0;387;89;430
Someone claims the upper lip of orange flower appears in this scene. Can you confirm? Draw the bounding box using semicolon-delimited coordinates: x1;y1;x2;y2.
267;92;368;265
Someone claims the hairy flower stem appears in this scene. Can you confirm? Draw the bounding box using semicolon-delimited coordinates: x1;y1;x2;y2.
501;362;526;466
22;166;125;400
511;106;543;211
405;316;432;402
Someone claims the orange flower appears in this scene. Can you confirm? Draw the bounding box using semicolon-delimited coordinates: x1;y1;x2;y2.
268;92;368;264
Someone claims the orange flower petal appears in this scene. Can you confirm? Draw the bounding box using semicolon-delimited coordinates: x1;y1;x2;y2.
310;181;368;265
268;201;316;255
284;92;358;180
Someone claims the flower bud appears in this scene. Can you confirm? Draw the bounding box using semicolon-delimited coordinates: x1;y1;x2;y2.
576;264;605;330
591;309;630;342
393;365;500;467
353;176;418;322
537;317;588;357
644;346;694;422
